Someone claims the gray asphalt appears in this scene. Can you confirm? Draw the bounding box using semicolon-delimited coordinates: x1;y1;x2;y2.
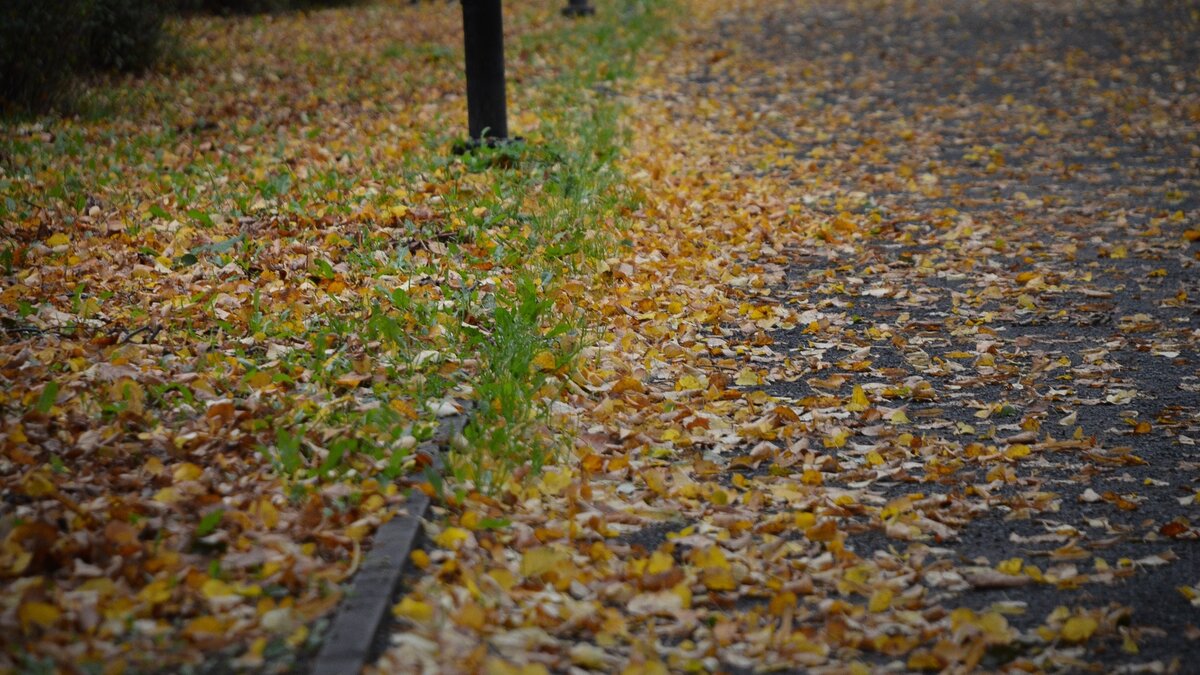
690;0;1199;670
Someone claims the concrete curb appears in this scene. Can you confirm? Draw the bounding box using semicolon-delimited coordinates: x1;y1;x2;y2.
309;406;469;675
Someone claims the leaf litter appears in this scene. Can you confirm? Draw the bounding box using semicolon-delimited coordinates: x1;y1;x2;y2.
1;0;1196;672
1;0;643;671
376;0;1199;673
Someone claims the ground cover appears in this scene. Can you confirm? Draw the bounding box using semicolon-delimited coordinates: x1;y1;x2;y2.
376;0;1200;672
0;1;662;670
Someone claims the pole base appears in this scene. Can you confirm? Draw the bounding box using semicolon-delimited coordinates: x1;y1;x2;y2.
451;136;525;157
562;4;595;17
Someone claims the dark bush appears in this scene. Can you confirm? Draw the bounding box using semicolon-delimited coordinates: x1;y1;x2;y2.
1;0;166;115
0;0;89;112
84;0;167;73
173;0;362;16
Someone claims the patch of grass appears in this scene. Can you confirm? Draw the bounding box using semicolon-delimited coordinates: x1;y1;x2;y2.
425;1;671;490
457;274;585;488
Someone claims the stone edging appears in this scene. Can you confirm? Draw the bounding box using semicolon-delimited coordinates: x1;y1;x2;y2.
309;405;469;675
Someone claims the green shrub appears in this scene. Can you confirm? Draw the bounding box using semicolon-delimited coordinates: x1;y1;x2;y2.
1;0;166;114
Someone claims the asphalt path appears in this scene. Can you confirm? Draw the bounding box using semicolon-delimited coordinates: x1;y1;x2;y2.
700;0;1199;670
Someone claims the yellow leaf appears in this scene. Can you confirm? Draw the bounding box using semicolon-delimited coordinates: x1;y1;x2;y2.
202;578;237;600
676;374;702;391
823;429;849;448
22;469;56;498
46;233;70;247
672;581;692;609
246;371;273;390
460;510;481;530
889;409;910;424
334;373;368;388
707;487;729;505
845;385;870;412
1061;616;1098;642
260;561;282;579
153;487;179;504
694;545;729;569
539;469;571;496
362;494;385;513
18;601;61;632
173;462;203;483
434;527;472;550
734;368;761;387
865;451;884;466
696;546;736;591
246;636;267;660
484;658;550;675
258;499;279;528
109;378;145;415
997;558;1023;575
621;662;668;675
868;588;892;612
845;565;870;585
531;351;558;372
144;456;164;476
393;597;433;622
768;591;797;617
183;615;224;638
389;399;419;419
138;579;172;605
488;567;517;591
646;551;674;575
520;546;567;578
611;376;644;394
1122;632;1139;654
456;602;486;631
642;469;668;495
8;424;27;444
1005;444;1031;460
281;625;307;649
906;651;943;671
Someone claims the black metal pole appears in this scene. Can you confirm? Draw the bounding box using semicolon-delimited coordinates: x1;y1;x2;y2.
562;0;595;17
462;0;509;142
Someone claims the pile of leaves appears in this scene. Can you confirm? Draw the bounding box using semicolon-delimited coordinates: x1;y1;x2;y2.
375;0;1200;672
1;0;656;670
